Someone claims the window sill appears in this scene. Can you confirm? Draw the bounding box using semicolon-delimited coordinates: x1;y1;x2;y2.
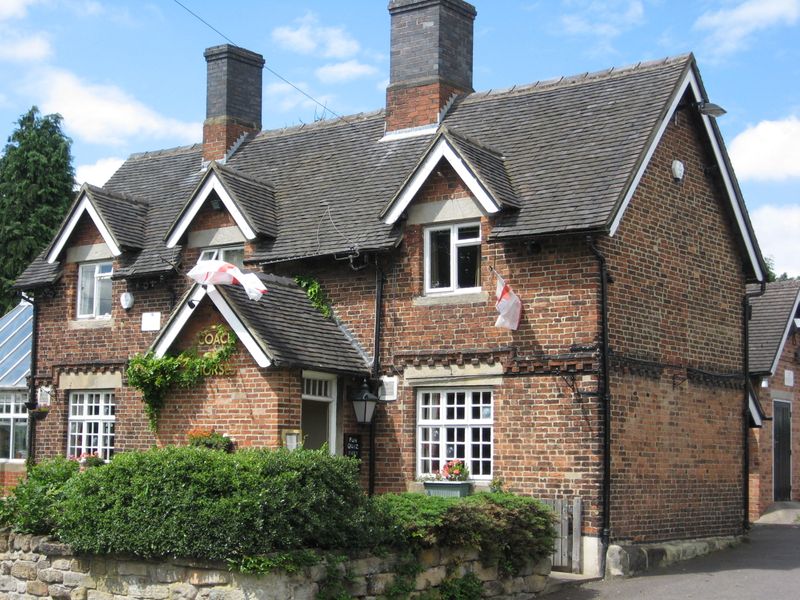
69;317;114;330
413;291;489;307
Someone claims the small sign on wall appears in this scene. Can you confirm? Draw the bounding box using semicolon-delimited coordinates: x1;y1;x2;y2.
786;370;794;388
141;312;161;331
344;434;361;461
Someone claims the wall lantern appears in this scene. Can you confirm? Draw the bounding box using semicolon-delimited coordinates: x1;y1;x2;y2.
120;292;135;310
351;379;380;424
671;159;685;182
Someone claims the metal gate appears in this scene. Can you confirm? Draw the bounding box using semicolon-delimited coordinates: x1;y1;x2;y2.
774;401;792;501
541;497;582;573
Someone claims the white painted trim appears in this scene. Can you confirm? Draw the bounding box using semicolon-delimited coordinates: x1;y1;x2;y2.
153;285;208;358
608;69;764;282
301;370;338;455
166;172;257;248
383;138;500;225
749;392;763;428
206;286;271;368
380;124;438;142
769;289;800;375
772;399;792;501
47;194;121;263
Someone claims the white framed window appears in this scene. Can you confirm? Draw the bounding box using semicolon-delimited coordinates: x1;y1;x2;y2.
0;391;27;461
301;371;337;455
417;388;493;480
424;222;481;294
199;245;244;269
68;391;115;460
77;261;113;319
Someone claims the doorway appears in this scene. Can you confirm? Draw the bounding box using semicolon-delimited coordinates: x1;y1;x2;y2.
774;400;792;501
301;371;337;453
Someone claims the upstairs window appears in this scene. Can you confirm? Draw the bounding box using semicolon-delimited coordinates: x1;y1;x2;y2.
424;223;481;294
77;261;112;319
199;245;244;269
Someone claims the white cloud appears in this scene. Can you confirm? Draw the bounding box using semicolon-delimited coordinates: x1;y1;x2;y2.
315;60;378;84
264;81;337;121
729;116;800;181
0;29;51;62
272;13;360;59
750;204;800;277
75;157;125;187
0;0;39;21
29;68;201;146
560;0;645;39
694;0;799;57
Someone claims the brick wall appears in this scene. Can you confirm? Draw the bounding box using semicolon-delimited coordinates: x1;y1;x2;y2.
600;106;749;541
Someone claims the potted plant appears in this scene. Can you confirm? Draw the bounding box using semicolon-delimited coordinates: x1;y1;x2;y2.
422;459;473;497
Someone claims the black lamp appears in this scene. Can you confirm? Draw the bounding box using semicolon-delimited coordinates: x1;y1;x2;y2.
351;379;380;424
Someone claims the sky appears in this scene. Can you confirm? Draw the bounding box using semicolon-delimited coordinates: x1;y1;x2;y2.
0;0;798;276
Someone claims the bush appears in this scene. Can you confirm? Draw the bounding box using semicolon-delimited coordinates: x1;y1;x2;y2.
55;446;371;560
374;492;556;576
1;457;80;534
186;427;234;452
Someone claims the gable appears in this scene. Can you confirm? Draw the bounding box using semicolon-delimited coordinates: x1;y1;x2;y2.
46;190;122;263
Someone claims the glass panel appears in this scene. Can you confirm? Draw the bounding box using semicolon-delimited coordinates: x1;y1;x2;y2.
0;421;10;459
78;264;95;316
199;249;217;262
457;225;480;241
13;419;27;459
97;275;112;316
429;229;451;289
457;244;480;288
221;247;244;269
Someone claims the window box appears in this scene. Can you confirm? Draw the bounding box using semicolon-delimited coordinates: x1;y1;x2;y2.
423;480;473;498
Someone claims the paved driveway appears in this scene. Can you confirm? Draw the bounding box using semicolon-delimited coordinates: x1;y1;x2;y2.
545;524;800;600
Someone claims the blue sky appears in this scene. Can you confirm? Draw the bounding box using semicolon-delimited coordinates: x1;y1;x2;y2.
0;0;798;275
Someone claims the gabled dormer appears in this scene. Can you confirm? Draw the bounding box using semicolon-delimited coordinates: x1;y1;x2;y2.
164;161;277;251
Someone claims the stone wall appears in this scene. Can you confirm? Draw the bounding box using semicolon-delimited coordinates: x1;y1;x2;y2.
0;531;551;600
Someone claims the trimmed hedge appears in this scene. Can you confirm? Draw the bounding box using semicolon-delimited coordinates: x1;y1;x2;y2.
55;447;371;560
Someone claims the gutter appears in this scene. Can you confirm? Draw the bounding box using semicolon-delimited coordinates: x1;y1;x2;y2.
743;280;766;530
20;293;38;466
587;236;611;578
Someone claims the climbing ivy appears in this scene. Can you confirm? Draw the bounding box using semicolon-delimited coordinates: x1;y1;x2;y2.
294;275;333;318
127;325;237;431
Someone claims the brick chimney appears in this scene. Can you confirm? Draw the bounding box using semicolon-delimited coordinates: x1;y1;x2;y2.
202;45;265;163
386;0;476;133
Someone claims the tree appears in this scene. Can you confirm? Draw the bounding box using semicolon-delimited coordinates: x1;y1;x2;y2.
0;106;74;313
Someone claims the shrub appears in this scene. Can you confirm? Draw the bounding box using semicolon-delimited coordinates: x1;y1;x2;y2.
1;457;80;534
55;446;371;560
186;427;233;452
374;492;556;576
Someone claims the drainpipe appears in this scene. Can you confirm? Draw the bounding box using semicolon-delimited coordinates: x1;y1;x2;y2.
20;293;38;467
368;256;386;496
743;280;766;530
587;236;611;578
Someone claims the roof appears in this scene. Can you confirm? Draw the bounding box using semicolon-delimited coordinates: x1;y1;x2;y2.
748;280;800;375
15;52;763;288
0;302;32;389
153;275;369;375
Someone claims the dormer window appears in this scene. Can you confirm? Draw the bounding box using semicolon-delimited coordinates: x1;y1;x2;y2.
198;245;244;269
77;261;113;319
424;222;481;294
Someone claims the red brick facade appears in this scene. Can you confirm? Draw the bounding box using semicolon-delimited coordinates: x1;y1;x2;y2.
386;82;466;131
24;98;754;559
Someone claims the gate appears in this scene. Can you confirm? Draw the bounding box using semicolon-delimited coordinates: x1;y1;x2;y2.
541;497;582;573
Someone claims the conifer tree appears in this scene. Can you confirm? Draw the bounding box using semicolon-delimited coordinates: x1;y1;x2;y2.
0;106;74;313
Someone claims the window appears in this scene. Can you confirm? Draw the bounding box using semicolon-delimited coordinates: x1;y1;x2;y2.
301;372;337;454
199;246;244;269
68;391;115;460
77;261;113;318
417;388;493;479
424;222;481;294
0;391;27;461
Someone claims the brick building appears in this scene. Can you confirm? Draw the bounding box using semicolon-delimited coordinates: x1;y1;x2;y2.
748;280;800;519
14;0;767;576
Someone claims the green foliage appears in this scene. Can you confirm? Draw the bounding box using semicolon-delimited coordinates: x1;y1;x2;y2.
0;106;74;313
374;492;556;577
187;427;234;452
55;446;371;561
228;549;320;575
1;457;80;534
382;552;422;600
435;573;483;600
316;554;354;600
126;325;236;430
294;275;333;318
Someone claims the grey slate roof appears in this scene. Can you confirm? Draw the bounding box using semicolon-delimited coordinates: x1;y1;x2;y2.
214;274;369;374
14;252;61;290
0;302;32;389
17;52;755;287
748;280;800;375
84;184;149;250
